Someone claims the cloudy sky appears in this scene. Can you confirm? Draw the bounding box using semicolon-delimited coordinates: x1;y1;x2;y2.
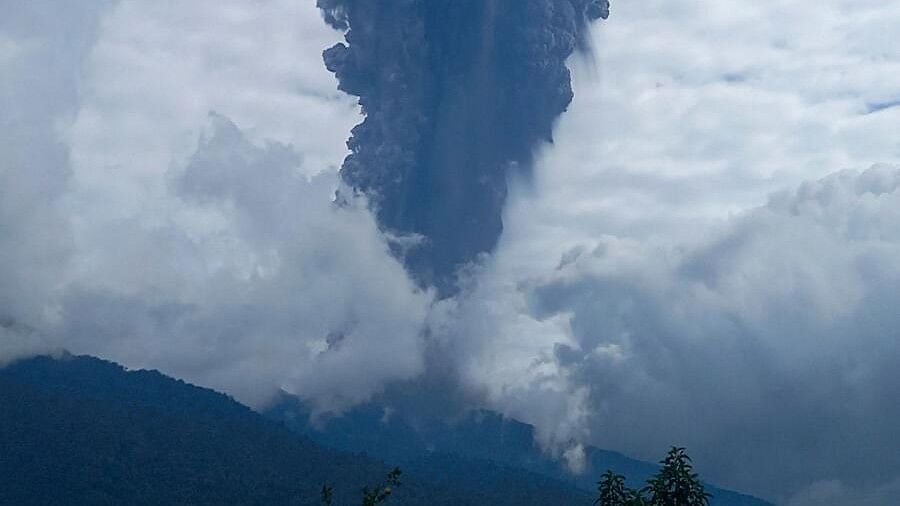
2;1;900;504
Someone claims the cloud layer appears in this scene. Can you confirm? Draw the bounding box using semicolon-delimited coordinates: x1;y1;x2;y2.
437;0;900;501
57;114;432;409
458;166;900;501
2;1;900;504
0;0;429;410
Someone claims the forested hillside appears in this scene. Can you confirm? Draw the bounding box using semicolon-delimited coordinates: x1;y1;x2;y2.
269;396;772;506
0;355;591;505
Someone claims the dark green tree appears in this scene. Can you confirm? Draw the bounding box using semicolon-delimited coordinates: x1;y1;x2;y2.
322;467;401;506
361;467;402;506
596;447;711;506
642;447;711;506
596;470;645;506
320;484;334;506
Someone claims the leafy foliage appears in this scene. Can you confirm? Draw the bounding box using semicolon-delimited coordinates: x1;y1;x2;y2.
597;448;711;506
323;467;402;506
644;448;711;506
321;485;334;506
268;395;770;506
360;467;402;506
596;470;646;506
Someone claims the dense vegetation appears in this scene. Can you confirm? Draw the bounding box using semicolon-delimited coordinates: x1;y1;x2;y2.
0;355;589;505
268;396;770;506
596;447;711;506
0;355;767;505
1;355;389;505
321;447;712;506
321;467;403;506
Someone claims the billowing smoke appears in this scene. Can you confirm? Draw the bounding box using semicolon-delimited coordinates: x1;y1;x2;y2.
318;0;609;293
448;164;900;502
5;2;900;503
0;0;431;412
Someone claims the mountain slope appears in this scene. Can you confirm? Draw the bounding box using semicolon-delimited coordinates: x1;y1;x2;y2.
267;396;773;506
0;354;592;505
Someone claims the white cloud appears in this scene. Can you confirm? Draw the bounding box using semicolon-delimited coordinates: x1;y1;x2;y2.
56;113;432;410
521;0;900;250
0;33;22;67
455;164;900;502
64;0;357;219
0;0;113;328
0;322;55;368
441;0;900;501
4;1;900;503
1;0;429;411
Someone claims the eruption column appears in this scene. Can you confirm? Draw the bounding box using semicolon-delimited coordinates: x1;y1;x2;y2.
318;0;609;294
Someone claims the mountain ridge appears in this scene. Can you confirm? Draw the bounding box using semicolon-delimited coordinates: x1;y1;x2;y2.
0;353;772;505
267;394;773;506
0;354;588;505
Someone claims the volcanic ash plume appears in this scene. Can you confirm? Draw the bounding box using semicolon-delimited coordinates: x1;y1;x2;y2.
318;0;609;294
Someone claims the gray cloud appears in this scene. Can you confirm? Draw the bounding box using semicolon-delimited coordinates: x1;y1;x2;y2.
0;0;115;348
53;113;432;410
3;2;900;504
452;165;900;503
0;0;430;411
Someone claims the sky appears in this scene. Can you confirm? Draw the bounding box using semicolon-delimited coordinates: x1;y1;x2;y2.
2;1;900;504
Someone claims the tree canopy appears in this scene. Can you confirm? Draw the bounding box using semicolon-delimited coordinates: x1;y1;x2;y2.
597;447;711;506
